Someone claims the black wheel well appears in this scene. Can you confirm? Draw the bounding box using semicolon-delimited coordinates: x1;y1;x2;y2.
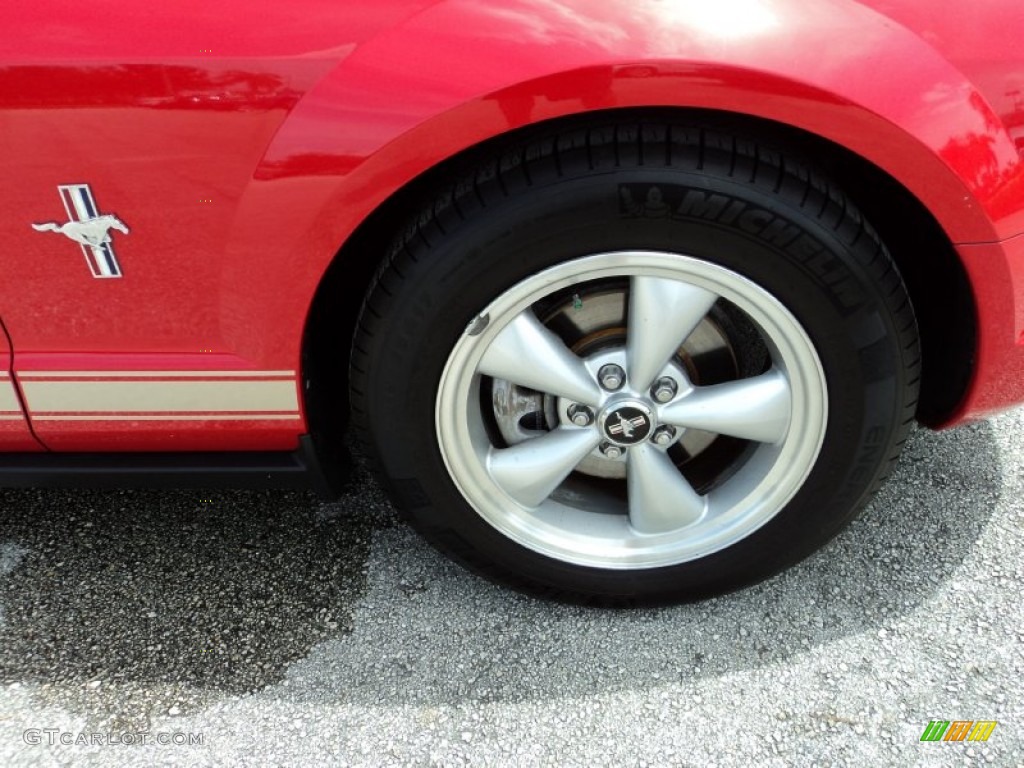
302;107;976;452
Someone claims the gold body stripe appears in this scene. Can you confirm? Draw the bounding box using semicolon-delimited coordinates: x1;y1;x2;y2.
19;370;296;379
20;373;300;419
32;414;301;421
0;374;25;419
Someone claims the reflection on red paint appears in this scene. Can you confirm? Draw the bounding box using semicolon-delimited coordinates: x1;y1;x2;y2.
0;0;1023;451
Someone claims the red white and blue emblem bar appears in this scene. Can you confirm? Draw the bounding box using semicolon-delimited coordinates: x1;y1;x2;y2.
58;184;122;278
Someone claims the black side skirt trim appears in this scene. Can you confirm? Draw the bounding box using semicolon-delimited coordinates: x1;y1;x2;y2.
0;435;347;500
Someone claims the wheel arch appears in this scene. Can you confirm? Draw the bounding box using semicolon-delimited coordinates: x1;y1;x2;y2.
301;107;975;452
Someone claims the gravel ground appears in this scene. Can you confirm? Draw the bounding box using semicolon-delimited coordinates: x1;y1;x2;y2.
0;413;1022;767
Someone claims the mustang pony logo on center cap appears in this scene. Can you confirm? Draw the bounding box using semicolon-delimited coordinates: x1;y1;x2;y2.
608;413;646;438
32;184;128;278
602;403;653;445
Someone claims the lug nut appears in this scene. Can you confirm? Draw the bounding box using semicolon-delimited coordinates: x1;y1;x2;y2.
567;404;595;427
652;377;678;403
600;442;624;459
598;364;626;391
652;426;677;446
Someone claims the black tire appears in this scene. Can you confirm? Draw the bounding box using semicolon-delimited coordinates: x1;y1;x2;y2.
349;118;920;604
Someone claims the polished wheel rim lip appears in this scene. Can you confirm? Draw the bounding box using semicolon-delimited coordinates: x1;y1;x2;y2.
435;251;829;570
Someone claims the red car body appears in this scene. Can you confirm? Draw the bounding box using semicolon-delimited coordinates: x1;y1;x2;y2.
2;0;1023;459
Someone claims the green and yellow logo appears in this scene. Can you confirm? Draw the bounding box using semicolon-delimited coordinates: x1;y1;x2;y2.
920;720;997;742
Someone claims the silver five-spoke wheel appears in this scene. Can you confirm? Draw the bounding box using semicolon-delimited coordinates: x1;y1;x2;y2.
436;251;828;569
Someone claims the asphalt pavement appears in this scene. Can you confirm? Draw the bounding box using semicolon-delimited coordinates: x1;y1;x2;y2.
0;412;1022;767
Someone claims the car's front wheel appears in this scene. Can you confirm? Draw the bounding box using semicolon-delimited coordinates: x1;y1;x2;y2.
351;119;919;602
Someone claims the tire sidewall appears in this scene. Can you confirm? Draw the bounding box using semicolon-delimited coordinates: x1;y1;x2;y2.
361;170;908;600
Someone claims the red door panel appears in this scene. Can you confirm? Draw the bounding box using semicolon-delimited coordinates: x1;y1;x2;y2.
2;77;311;450
0;2;431;450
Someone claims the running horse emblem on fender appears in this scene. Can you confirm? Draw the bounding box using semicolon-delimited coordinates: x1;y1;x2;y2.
32;184;129;278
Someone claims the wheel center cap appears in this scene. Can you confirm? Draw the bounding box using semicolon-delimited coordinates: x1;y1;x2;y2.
599;401;655;446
